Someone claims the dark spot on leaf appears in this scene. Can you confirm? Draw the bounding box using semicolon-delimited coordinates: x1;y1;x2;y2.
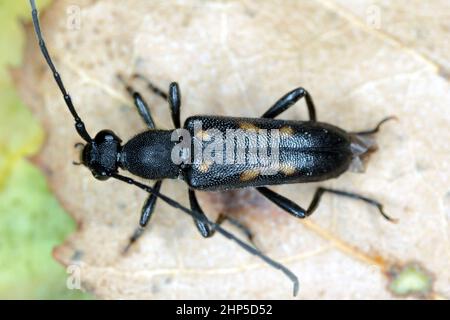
117;202;127;210
70;250;84;262
414;161;428;172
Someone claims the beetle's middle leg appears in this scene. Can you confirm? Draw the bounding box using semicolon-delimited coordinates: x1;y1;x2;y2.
189;190;257;246
256;186;397;222
123;180;162;253
262;87;317;121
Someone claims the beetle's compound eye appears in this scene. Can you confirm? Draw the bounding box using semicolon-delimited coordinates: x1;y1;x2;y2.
93;172;110;181
94;129;122;145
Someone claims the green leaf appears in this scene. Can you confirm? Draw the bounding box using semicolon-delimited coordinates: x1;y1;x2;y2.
0;0;51;82
0;159;90;299
0;0;91;299
389;264;433;297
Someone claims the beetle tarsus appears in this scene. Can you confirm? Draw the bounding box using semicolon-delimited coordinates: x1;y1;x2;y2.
353;116;398;135
189;190;258;247
123;227;145;254
258;186;397;222
132;73;168;101
118;75;157;129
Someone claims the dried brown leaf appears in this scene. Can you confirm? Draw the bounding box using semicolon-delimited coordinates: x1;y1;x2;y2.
329;0;450;77
16;0;450;299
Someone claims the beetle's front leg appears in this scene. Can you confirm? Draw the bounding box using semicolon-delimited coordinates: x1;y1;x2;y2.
123;180;163;253
262;87;317;121
189;190;257;246
256;187;397;222
132;73;181;128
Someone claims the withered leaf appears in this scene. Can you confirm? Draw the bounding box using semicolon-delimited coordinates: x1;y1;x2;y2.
17;0;450;299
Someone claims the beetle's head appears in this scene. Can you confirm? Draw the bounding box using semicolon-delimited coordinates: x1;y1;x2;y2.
79;130;122;180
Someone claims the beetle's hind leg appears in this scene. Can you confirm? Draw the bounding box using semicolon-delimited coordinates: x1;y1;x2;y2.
257;187;397;222
262;87;317;121
189;190;257;247
132;73;181;128
123;180;163;254
352;116;397;135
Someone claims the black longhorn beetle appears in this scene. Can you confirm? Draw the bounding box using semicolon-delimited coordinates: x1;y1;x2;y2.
30;0;396;296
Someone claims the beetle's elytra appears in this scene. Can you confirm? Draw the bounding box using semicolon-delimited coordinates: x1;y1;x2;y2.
29;0;396;296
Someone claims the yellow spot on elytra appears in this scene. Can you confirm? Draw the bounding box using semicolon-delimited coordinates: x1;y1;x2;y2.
240;169;260;181
280;126;295;137
239;122;259;131
198;160;213;173
280;163;296;175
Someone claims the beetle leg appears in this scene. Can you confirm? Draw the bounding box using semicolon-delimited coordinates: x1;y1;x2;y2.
188;189;213;237
352;116;397;135
256;187;397;222
123;180;163;253
219;214;256;246
132;73;168;100
189;190;257;246
262;87;317;121
132;74;181;128
111;173;298;295
168;82;181;128
117;75;156;129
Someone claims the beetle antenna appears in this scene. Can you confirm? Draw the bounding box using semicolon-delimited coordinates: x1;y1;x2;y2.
30;0;92;142
111;172;300;296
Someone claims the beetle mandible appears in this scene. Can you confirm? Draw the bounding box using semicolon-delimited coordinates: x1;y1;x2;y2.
29;0;396;296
